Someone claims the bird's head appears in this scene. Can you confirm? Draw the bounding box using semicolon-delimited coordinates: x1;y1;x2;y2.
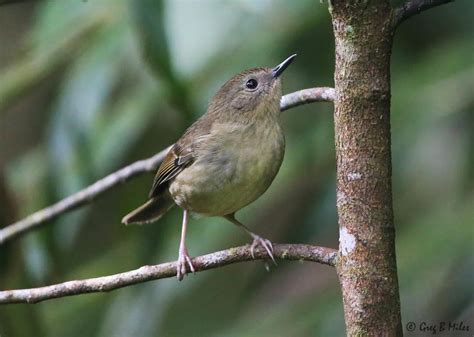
209;54;297;122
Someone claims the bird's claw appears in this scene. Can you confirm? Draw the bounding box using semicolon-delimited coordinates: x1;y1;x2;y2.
176;248;195;281
250;235;276;265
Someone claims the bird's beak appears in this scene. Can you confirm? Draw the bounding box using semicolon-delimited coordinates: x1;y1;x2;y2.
272;54;297;78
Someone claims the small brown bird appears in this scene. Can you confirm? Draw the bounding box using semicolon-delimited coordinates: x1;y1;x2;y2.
123;54;296;280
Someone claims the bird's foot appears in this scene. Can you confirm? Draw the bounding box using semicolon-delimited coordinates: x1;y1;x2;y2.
249;234;276;265
177;247;195;281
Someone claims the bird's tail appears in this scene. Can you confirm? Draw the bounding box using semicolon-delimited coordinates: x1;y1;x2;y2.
122;193;175;225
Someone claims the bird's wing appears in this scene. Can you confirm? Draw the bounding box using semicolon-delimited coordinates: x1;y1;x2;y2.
148;112;215;198
148;144;194;198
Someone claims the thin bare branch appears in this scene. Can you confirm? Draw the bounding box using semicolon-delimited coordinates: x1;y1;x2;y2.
0;87;334;244
280;87;335;111
392;0;454;29
0;147;171;244
0;244;337;304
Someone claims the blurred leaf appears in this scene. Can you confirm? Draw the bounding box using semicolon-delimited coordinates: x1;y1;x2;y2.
91;82;161;173
0;6;108;113
130;0;194;122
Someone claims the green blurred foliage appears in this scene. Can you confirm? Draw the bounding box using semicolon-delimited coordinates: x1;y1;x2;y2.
0;1;472;336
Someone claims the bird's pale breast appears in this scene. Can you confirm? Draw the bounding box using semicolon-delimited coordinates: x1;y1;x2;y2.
169;118;285;216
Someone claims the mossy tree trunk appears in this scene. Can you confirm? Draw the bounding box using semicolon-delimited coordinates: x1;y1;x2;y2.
330;1;402;336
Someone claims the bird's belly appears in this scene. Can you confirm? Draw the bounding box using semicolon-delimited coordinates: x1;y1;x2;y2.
169;126;284;216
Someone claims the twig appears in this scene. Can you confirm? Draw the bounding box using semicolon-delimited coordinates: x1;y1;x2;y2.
280;87;335;111
0;87;334;244
0;244;337;304
0;147;171;244
392;0;454;29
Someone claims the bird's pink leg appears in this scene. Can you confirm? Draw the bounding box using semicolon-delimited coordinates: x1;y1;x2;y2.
223;214;276;265
177;209;195;281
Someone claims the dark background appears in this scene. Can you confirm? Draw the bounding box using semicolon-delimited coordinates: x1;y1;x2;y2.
0;1;472;336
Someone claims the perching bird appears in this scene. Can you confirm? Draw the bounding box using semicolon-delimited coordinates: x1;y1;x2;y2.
122;54;296;280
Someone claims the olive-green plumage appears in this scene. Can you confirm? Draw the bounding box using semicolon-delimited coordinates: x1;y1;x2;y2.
122;55;296;280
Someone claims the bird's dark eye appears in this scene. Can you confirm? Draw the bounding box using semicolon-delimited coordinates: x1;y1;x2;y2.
245;79;258;90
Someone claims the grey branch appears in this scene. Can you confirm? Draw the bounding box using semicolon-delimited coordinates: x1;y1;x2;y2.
0;244;337;304
393;0;454;28
280;87;335;111
0;87;334;245
0;146;172;244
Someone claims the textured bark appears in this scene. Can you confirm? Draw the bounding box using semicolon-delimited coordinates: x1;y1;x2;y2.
330;1;402;336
